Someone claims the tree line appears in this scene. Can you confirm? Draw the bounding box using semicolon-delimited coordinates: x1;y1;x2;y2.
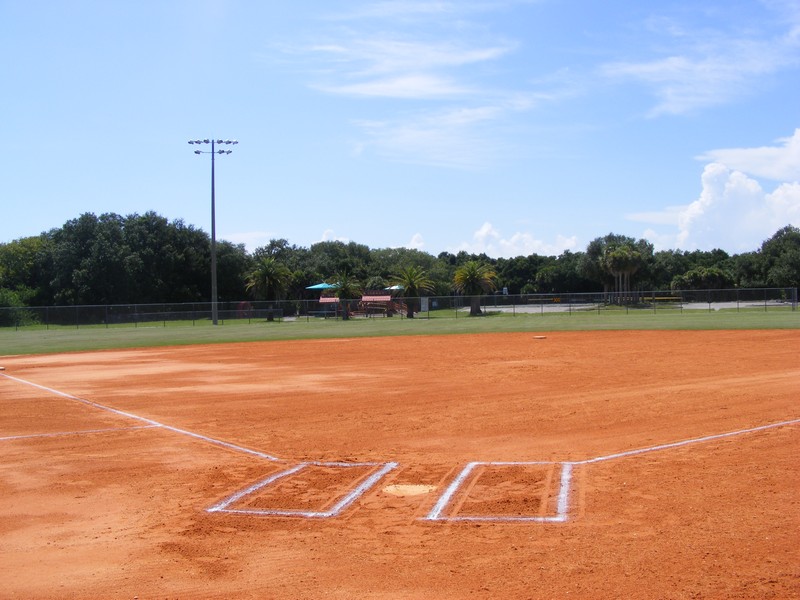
1;211;798;311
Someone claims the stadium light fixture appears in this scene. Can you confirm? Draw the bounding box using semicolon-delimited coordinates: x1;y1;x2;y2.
188;137;237;325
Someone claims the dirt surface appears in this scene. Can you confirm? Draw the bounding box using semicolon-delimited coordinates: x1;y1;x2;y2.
1;330;798;599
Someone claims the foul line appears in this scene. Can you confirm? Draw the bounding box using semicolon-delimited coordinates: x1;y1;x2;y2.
4;372;797;523
424;419;799;523
1;373;280;461
0;425;158;442
575;418;800;465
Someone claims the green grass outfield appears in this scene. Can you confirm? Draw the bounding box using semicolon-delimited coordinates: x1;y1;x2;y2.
1;307;797;356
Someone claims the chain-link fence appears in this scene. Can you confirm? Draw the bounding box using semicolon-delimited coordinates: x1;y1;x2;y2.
0;288;796;330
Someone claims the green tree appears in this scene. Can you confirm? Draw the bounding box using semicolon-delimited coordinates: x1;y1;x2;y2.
453;260;497;316
581;234;653;300
308;241;372;282
245;256;292;301
647;250;692;290
729;251;765;288
364;275;388;291
759;225;800;287
391;265;435;318
46;213;129;305
121;212;210;303
671;266;734;290
0;234;49;304
603;243;642;302
496;255;548;294
333;270;362;320
215;241;252;301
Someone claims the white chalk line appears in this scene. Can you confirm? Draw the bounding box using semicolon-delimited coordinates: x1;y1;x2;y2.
1;372;280;461
425;461;572;523
4;372;797;523
575;418;800;465
208;461;399;518
424;419;798;523
0;425;159;442
2;372;401;519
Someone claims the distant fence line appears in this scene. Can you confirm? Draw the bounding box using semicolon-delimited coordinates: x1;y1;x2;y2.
0;287;796;330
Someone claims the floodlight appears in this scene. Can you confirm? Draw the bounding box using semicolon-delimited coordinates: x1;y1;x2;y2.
188;136;237;326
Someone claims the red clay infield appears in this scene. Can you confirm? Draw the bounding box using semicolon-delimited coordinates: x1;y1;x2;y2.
1;330;798;598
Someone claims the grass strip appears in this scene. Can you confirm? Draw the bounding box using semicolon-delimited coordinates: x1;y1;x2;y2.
1;309;797;356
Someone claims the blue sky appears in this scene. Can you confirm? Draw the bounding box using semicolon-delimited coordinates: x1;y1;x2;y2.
2;0;799;257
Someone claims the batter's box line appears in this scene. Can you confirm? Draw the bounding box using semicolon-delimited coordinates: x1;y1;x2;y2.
425;418;800;524
207;461;398;518
424;461;574;523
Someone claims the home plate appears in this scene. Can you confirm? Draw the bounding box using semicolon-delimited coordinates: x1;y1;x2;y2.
383;484;436;497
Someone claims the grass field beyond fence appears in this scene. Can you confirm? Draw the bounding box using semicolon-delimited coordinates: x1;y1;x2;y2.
1;305;797;356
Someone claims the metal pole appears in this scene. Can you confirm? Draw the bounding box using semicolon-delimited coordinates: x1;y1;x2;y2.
189;138;236;326
210;140;218;325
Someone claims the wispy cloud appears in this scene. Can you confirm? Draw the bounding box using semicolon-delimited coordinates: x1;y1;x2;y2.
272;3;549;168
316;73;470;99
600;6;800;116
308;36;514;99
352;103;518;168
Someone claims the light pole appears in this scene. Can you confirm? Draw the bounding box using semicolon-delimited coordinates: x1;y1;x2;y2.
188;138;238;325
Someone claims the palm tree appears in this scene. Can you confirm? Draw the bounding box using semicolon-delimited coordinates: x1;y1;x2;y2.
245;257;292;320
391;265;434;318
603;244;643;304
333;270;362;320
453;260;497;316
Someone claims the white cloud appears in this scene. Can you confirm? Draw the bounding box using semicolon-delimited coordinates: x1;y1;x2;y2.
351;105;509;169
308;37;513;98
316;74;470;99
273;3;568;168
316;229;350;244
600;7;800;116
404;232;426;250
629;129;800;251
674;163;799;251
451;221;577;257
696;128;800;181
223;231;274;252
